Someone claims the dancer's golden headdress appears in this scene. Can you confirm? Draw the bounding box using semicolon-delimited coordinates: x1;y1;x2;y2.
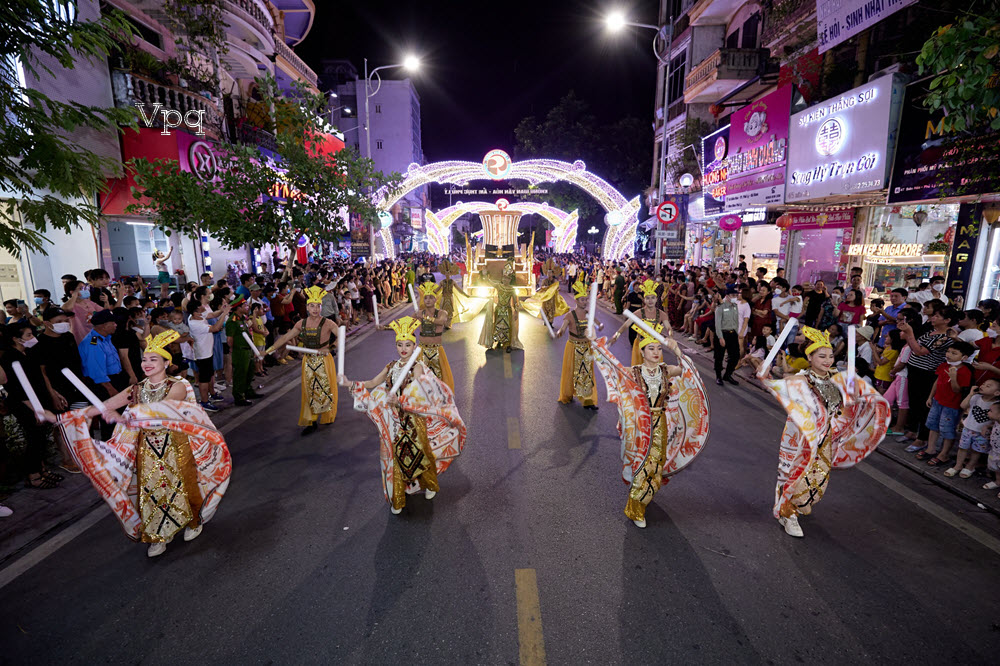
418;282;441;305
802;326;832;356
304;285;326;305
145;330;180;361
638;279;659;297
632;322;664;349
389;316;421;343
571;278;589;300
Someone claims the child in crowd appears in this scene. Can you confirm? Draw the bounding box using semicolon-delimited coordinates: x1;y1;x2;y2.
737;324;775;374
865;298;884;329
250;302;267;376
947;378;1000;478
166;308;194;375
886;341;911;436
986;403;1000;495
919;340;975;466
873;329;903;393
827;322;845;359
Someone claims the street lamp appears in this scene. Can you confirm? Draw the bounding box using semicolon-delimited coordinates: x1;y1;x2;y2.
679;173;695;189
363;55;421;161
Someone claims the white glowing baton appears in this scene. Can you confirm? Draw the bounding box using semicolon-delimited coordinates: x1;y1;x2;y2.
12;361;44;419
285;345;321;355
539;308;556;339
372;294;380;328
337;325;346;377
408;284;419;312
389;346;422;395
847;324;856;393
242;331;264;360
586;281;597;338
61;368;106;413
623;310;671;348
757;318;797;379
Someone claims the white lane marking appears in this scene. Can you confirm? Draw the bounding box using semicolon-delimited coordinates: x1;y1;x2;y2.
0;310;401;589
858;464;1000;556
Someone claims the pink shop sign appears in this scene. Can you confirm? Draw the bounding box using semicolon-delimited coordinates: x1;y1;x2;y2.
724;85;793;211
784;210;854;230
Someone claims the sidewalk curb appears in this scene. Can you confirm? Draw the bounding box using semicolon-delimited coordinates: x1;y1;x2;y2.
595;299;1000;517
0;302;409;568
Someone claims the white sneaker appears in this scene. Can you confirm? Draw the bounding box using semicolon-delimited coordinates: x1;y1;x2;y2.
390;506;402;515
147;542;167;557
779;515;804;538
0;504;12;518
424;489;437;500
183;525;203;541
632;518;646;528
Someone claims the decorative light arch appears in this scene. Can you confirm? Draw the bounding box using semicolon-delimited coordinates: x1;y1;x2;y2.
424;201;579;255
373;156;641;259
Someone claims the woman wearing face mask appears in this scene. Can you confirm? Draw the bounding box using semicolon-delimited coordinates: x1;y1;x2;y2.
1;322;63;489
756;326;890;538
62;279;104;344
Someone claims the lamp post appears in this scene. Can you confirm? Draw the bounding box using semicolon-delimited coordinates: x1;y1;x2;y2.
606;10;672;269
363;55;420;161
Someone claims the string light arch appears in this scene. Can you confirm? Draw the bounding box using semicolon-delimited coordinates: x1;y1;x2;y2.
424;201;579;255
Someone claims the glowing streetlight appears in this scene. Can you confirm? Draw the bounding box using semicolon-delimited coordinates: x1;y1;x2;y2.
587;226;600;235
679;173;695;189
403;55;421;72
605;11;626;32
363;54;424;159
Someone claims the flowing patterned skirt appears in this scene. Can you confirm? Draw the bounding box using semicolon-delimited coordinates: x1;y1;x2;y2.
493;304;512;347
136;427;203;543
391;412;440;510
299;353;338;427
778;429;834;518
420;343;455;392
624;408;669;522
558;339;597;406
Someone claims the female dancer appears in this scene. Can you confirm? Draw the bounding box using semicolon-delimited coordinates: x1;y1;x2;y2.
590;323;710;528
478;259;523;353
266;286;338;435
554;279;602;409
415;282;454;391
610;279;671;365
757;326;890;538
52;330;231;557
341;316;466;514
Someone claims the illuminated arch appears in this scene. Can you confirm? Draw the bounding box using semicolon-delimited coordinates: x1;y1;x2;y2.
373;157;641;260
424;201;579;255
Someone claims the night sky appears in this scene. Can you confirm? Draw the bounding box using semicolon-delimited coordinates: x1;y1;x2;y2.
295;0;659;162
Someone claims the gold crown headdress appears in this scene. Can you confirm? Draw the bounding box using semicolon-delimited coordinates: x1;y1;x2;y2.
145;330;180;361
304;285;326;305
638;279;659;297
418;282;441;305
802;326;833;355
388;316;421;343
571;278;589;299
632;322;665;349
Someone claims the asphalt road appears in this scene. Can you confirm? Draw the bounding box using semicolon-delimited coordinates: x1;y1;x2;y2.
2;301;999;665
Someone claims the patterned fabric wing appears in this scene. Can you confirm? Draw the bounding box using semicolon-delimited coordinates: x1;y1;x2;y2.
662;354;711;476
591;337;652;483
351;382;398;503
828;373;891;468
522;282;570;319
449;287;489;323
398;370;467;475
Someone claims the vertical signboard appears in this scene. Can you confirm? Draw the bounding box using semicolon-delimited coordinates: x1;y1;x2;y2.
945;204;982;302
409;208;423;230
701;125;730;217
725;85;793;210
350;211;371;260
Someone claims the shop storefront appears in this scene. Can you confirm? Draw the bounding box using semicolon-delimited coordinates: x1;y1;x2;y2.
887;80;1000;304
731;208;780;275
780;211;854;286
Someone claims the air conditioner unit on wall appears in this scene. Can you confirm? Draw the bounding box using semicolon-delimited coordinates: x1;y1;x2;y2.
868;63;903;82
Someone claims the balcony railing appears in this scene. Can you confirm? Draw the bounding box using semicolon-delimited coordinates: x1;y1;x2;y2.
684;48;765;103
222;0;274;33
237;124;279;152
275;40;318;87
112;69;221;131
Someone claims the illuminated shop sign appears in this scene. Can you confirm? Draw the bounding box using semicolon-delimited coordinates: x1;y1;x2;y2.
725;86;793;210
701;125;730;217
846;243;925;257
786;74;904;202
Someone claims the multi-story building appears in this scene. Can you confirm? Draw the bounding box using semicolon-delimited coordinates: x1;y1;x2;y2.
319;59;427;252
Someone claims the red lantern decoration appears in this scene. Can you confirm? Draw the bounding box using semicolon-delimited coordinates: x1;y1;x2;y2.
775;213;793;229
719;214;743;231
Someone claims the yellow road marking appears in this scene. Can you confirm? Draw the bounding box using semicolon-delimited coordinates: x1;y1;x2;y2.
515;569;546;665
504;354;513;378
507;417;521;449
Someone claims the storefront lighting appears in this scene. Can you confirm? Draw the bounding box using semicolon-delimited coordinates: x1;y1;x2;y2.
126;221;155;227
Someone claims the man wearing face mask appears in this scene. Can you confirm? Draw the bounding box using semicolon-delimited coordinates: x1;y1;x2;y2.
35;308;90;474
714;287;742;386
78;309;127;403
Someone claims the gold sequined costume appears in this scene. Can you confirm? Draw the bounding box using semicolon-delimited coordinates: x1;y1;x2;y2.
558;311;597;407
297;322;338;427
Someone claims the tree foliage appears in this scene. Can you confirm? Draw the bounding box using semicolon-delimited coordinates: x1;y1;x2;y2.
916;5;1000;133
129;76;400;252
513;91;651;226
0;1;136;257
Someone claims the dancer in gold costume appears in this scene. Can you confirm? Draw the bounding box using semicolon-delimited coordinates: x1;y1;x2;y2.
555;278;600;409
757;326;890;538
415;282;454;391
478;259;523;352
267;286;338;435
610;279;671;366
590;323;710;528
343;317;466;514
53;330;231;558
437;259;471;328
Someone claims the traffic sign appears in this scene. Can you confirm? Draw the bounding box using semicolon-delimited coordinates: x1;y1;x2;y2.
656;200;679;225
652;229;676;240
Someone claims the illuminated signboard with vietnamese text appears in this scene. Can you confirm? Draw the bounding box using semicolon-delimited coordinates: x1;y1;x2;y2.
725;86;794;211
701;125;730;217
